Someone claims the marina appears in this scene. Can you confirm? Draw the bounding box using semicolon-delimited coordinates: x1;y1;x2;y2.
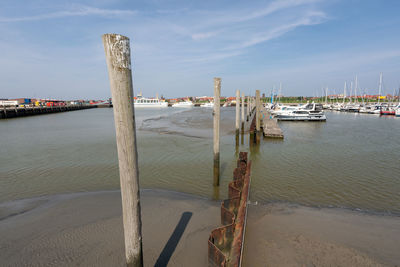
1;1;400;265
1;106;399;266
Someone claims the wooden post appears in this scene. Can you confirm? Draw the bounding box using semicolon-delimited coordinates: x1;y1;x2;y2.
246;96;249;122
102;33;143;267
256;90;261;143
241;93;245;131
256;90;261;131
235;90;240;146
213;78;221;186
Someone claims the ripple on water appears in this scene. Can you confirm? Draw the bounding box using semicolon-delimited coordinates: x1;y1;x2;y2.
0;109;399;214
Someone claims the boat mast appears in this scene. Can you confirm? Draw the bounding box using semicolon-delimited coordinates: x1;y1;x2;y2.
270;88;274;105
354;76;358;103
343;82;347;105
325;87;328;104
279;82;282;103
378;72;382;105
349;81;353;104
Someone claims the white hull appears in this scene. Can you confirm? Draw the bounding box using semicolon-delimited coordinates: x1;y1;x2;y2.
274;103;326;121
172;101;194;108
200;102;214;108
277;114;326;121
134;103;168;108
134;97;168;108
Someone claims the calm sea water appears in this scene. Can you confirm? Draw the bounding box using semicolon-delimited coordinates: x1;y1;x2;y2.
0;108;399;214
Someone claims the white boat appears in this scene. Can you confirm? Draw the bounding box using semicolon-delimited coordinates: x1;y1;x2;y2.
275;103;326;121
172;100;194;108
134;97;168;108
368;105;382;114
359;105;372;113
271;103;308;116
200;102;214;108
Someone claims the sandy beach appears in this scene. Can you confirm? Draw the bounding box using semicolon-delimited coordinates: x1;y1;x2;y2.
1;189;400;266
243;203;400;267
0;189;220;267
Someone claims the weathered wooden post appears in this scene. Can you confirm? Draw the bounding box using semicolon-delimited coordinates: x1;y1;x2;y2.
246;96;249;122
235;90;240;146
102;33;143;267
241;93;245;132
213;78;221;186
256;90;261;144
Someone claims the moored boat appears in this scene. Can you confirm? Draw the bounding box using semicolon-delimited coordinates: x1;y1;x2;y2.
200;102;214;108
134;97;168;108
380;109;396;116
172;100;194;108
275;103;326;121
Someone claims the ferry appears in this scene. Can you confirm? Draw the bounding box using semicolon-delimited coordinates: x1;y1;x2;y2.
275;103;326;121
134;97;168;108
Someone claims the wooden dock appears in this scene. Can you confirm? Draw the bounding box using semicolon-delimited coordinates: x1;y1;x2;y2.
0;105;101;119
261;108;284;138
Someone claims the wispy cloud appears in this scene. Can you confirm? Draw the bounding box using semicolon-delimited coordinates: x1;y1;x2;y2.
191;31;219;40
0;5;136;23
224;10;327;50
203;0;322;26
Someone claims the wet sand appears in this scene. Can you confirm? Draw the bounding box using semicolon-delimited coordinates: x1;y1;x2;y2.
0;189;220;267
1;190;400;266
243;203;400;267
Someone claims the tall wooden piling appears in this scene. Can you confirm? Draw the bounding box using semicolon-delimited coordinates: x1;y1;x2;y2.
102;34;143;267
235;90;240;134
235;90;240;146
213;78;221;186
246;96;249;121
256;90;261;143
241;93;245;131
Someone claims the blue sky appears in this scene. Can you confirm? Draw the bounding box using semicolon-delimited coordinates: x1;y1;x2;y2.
0;0;399;99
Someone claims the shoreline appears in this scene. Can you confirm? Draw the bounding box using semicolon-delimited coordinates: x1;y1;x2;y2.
3;187;400;220
1;189;400;266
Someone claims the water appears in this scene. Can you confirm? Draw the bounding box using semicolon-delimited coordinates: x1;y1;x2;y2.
0;108;399;215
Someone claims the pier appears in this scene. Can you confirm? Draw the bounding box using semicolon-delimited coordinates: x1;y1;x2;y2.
0;105;102;119
261;108;284;139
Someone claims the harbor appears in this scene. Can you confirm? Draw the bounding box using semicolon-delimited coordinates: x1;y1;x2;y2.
2;1;400;266
1;106;400;266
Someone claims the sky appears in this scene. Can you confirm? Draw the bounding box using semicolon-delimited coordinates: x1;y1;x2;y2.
0;0;399;99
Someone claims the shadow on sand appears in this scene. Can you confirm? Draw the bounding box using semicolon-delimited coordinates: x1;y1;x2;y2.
154;211;193;267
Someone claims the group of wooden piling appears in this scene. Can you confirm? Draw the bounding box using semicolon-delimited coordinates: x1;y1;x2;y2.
102;33;283;267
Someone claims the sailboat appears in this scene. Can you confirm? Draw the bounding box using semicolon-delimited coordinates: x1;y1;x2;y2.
369;73;383;114
322;87;330;109
348;76;360;112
